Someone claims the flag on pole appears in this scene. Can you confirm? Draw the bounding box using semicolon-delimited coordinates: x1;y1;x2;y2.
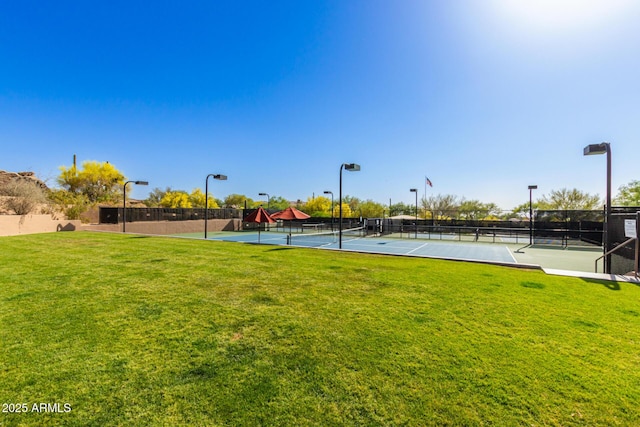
425;177;433;187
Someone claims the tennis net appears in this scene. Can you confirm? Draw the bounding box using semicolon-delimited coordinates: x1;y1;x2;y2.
287;227;365;247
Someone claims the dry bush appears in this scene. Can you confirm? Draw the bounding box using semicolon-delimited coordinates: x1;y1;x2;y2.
0;179;48;215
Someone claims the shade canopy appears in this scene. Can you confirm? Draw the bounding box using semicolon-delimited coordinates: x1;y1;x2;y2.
244;206;276;224
271;207;310;220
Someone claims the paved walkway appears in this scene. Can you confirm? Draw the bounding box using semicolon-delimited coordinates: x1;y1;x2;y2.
543;268;640;283
509;244;601;272
510;244;638;283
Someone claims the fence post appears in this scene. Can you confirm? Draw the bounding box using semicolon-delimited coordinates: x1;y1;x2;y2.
633;211;640;279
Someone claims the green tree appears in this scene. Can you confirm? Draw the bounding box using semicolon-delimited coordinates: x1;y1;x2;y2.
538;188;601;210
343;195;361;213
267;196;291;211
483;202;502;219
143;187;172;207
223;194;253;209
261;196;291;211
251;195;287;210
389;202;413;217
509;201;541;219
423;194;459;220
614;180;640;206
359;199;385;218
458;199;487;220
57;161;126;204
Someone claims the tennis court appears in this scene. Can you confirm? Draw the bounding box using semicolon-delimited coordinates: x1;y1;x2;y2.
200;228;520;265
172;226;613;273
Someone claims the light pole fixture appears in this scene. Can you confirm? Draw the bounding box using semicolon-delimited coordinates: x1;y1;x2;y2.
528;185;537;245
584;142;612;273
123;180;149;233
258;192;270;209
324;190;334;231
205;174;227;239
410;188;418;239
339;163;360;249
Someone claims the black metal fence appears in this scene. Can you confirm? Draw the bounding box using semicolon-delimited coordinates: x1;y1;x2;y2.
607;207;640;274
100;207;244;224
372;210;610;247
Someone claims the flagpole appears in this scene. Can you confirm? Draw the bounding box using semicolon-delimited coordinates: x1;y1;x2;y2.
424;176;432;223
424;176;427;221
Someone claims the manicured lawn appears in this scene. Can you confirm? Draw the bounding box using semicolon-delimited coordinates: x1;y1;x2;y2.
1;232;639;426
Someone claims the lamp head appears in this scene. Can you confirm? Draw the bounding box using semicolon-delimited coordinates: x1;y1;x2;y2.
344;163;360;171
134;181;149;185
213;174;227;180
528;185;537;190
583;143;609;156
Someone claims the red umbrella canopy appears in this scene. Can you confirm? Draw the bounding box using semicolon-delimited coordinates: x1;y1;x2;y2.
244;206;276;224
271;206;310;220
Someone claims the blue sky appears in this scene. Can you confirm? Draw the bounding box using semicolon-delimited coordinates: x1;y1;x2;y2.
2;0;639;210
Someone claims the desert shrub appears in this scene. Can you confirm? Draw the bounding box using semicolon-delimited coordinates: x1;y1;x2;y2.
48;189;90;220
0;180;48;215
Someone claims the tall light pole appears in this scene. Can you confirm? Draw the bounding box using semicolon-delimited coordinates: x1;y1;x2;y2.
258;192;271;230
205;174;227;239
258;192;270;209
123;180;149;233
584;142;612;273
410;188;418;239
324;190;334;231
339;163;360;249
528;185;537;245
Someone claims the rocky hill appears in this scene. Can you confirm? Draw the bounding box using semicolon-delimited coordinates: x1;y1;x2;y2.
0;170;48;190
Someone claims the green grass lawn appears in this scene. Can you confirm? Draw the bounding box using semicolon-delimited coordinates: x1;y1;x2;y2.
1;232;639;426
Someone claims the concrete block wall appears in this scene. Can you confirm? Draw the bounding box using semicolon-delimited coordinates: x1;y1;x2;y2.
81;219;241;235
0;215;81;236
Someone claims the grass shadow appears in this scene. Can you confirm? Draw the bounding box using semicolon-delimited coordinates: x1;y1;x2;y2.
265;247;295;252
582;278;621;291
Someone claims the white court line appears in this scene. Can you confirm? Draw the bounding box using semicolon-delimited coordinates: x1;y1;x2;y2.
406;242;429;254
505;247;518;263
339;236;366;245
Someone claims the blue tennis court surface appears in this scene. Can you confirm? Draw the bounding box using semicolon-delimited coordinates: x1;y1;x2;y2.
338;237;516;263
205;232;518;264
